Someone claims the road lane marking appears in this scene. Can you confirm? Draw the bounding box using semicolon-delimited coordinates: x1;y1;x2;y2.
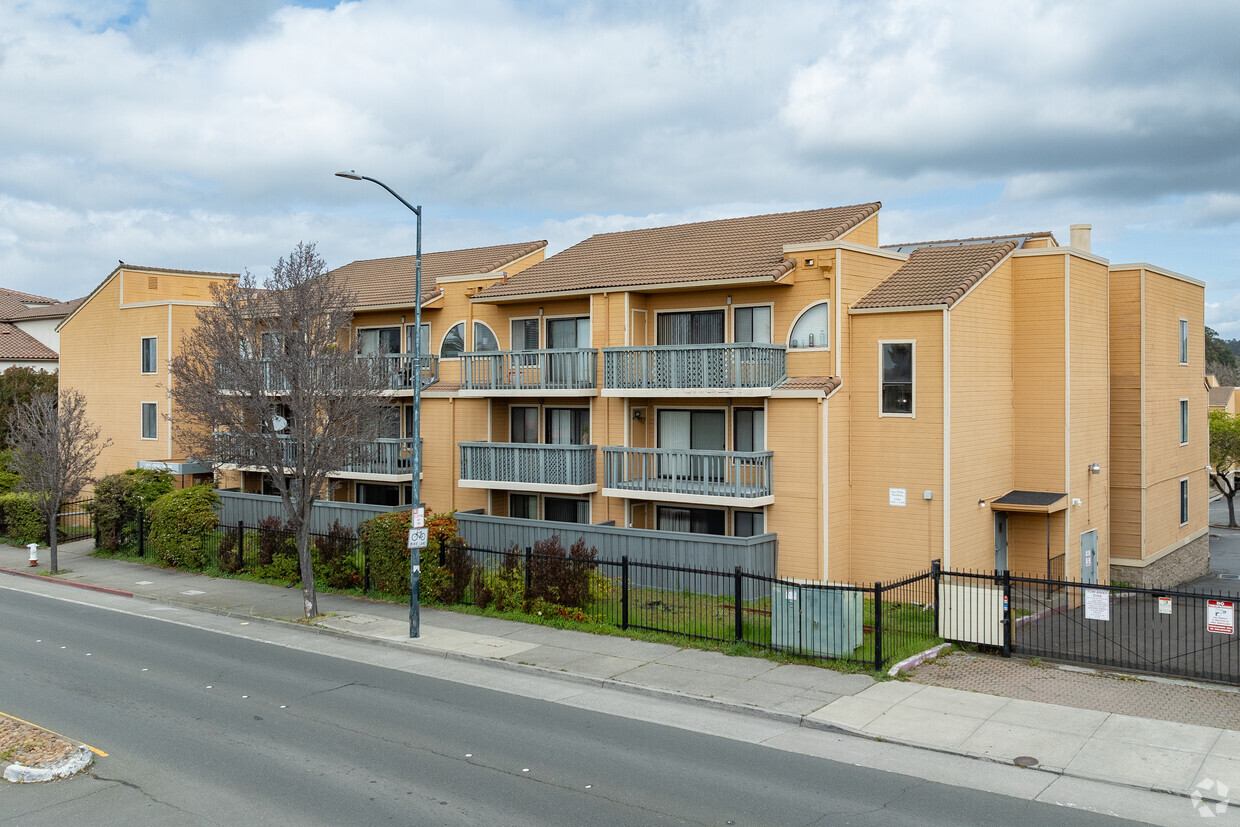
0;710;109;757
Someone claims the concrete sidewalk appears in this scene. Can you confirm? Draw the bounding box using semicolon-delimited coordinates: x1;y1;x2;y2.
5;539;1239;811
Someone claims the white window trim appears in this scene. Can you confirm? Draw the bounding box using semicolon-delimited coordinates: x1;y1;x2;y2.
140;401;158;440
508;316;541;350
786;300;831;351
543;313;593;348
404;322;431;355
437;319;467;360
878;339;916;418
1180;476;1190;526
1179;318;1189;365
653;404;730;450
543;404;592;445
354;324;402;353
1180;398;1190;446
141;336;157;374
731;302;775;344
471;319;501;352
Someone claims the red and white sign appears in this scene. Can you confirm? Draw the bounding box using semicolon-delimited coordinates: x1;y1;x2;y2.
411;507;425;529
1207;600;1235;635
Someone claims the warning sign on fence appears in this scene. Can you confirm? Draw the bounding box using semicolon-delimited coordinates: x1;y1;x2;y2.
1207;600;1235;635
1158;596;1172;615
1084;589;1110;621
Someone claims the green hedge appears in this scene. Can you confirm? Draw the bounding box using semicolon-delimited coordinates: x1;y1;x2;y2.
148;485;219;569
0;493;45;545
358;510;458;600
90;469;174;551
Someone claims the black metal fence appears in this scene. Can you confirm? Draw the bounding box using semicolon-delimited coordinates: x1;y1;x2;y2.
936;565;1240;684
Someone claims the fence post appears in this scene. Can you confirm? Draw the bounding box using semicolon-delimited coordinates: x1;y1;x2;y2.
734;566;744;642
524;546;532;596
621;555;629;631
931;558;941;639
236;521;244;569
137;510;145;558
873;581;884;671
1002;568;1012;658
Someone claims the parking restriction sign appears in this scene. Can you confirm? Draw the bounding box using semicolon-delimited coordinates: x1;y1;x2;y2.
1207;600;1235;635
411;507;425;529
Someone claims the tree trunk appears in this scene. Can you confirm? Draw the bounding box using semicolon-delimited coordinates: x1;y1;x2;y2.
1229;492;1238;529
47;511;58;574
297;520;318;618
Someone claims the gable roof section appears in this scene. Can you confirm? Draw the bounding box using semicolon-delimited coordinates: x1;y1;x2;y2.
4;297;86;321
852;240;1018;311
1209;386;1236;407
473;204;882;301
0;287;59;319
0;323;58;360
334;241;548;309
57;264;240;333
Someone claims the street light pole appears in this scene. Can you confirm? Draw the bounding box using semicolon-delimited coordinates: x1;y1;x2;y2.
335;170;423;638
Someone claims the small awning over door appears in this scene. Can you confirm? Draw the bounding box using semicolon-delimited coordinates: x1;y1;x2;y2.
989;490;1067;513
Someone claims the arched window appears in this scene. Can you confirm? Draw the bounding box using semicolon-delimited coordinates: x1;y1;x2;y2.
440;322;465;358
788;302;829;349
473;321;499;352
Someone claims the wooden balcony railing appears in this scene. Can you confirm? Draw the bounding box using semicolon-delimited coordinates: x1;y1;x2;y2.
602;446;773;501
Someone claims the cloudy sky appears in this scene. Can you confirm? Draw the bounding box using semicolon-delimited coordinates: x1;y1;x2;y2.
3;1;1239;330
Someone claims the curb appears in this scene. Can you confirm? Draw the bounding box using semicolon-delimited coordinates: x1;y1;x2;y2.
0;567;134;598
3;745;93;783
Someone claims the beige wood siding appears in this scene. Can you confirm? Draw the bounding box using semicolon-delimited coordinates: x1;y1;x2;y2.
767;397;824;579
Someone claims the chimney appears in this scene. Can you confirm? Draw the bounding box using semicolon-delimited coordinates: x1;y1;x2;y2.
1070;224;1091;253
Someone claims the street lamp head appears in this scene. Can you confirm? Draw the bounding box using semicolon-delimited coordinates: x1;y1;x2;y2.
334;170;363;180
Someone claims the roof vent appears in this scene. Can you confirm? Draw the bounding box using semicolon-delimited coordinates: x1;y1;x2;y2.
1070;224;1091;253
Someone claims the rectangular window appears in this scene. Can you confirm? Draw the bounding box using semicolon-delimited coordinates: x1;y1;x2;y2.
1180;478;1189;525
545;497;588;524
1180;399;1189;445
141;337;157;373
405;323;430;356
546;407;590;445
511;318;539;350
880;342;914;416
546;316;590;349
657;310;724;345
357;483;400;507
510;406;538;443
734;510;764;537
509;494;537;519
359;327;401;356
657;506;725;535
734;408;765;452
379;406;401;440
141;402;157;439
1179;319;1189;365
658;409;725;481
733;306;772;344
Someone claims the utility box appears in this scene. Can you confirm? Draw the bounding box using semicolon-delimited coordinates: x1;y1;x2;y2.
770;583;863;657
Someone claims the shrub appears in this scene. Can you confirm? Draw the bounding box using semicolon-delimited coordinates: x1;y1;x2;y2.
90;469;174;551
526;535;598;609
217;527;242;573
256;516;293;566
314;520;359;589
0;492;46;544
357;509;462;598
147;485;219;569
0;450;20;496
253;550;301;584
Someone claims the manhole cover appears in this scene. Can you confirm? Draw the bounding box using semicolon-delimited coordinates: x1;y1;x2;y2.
1013;756;1039;768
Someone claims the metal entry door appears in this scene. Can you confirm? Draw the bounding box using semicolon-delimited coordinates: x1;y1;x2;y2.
1080;529;1098;584
994;512;1009;571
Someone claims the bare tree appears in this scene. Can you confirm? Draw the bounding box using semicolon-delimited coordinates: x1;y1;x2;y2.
171;242;390;618
7;389;110;573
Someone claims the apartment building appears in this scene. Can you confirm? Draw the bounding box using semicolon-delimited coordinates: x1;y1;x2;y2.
0;287;84;372
58;264;238;486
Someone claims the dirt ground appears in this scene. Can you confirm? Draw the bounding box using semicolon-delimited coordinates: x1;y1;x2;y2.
0;715;79;770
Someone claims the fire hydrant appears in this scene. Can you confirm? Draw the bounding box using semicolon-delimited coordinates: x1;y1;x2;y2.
27;543;38;567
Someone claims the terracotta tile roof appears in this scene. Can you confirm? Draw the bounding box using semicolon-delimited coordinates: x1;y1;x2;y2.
0;323;58;360
473;204;882;300
0;287;60;319
1209;386;1236;407
777;376;841;393
4;297;85;321
852;241;1018;310
422;380;460;395
332;241;548;309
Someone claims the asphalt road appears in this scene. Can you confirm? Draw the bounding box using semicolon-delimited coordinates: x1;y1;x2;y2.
0;589;1130;826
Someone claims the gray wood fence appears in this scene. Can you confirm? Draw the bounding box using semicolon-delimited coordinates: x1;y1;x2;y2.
215;491;408;534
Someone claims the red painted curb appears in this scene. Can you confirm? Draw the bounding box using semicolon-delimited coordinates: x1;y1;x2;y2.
0;567;134;598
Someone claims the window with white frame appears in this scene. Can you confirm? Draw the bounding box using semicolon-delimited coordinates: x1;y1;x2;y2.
405;323;430;356
358;327;400;356
733;306;772;344
440;322;465;358
789;302;829;349
511;318;539;350
657;310;724;345
1180;478;1189;525
141;337;157;373
1179;319;1189;365
1180;399;1189;445
880;342;914;416
473;321;499;352
141;402;157;439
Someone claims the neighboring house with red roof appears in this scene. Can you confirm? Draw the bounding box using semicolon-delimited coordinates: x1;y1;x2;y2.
0;287;85;371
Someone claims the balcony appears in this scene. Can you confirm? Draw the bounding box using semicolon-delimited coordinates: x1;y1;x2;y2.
216;434;418;479
602;447;774;506
601;343;786;396
221;354;438;394
458;442;598;494
458;349;598;396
